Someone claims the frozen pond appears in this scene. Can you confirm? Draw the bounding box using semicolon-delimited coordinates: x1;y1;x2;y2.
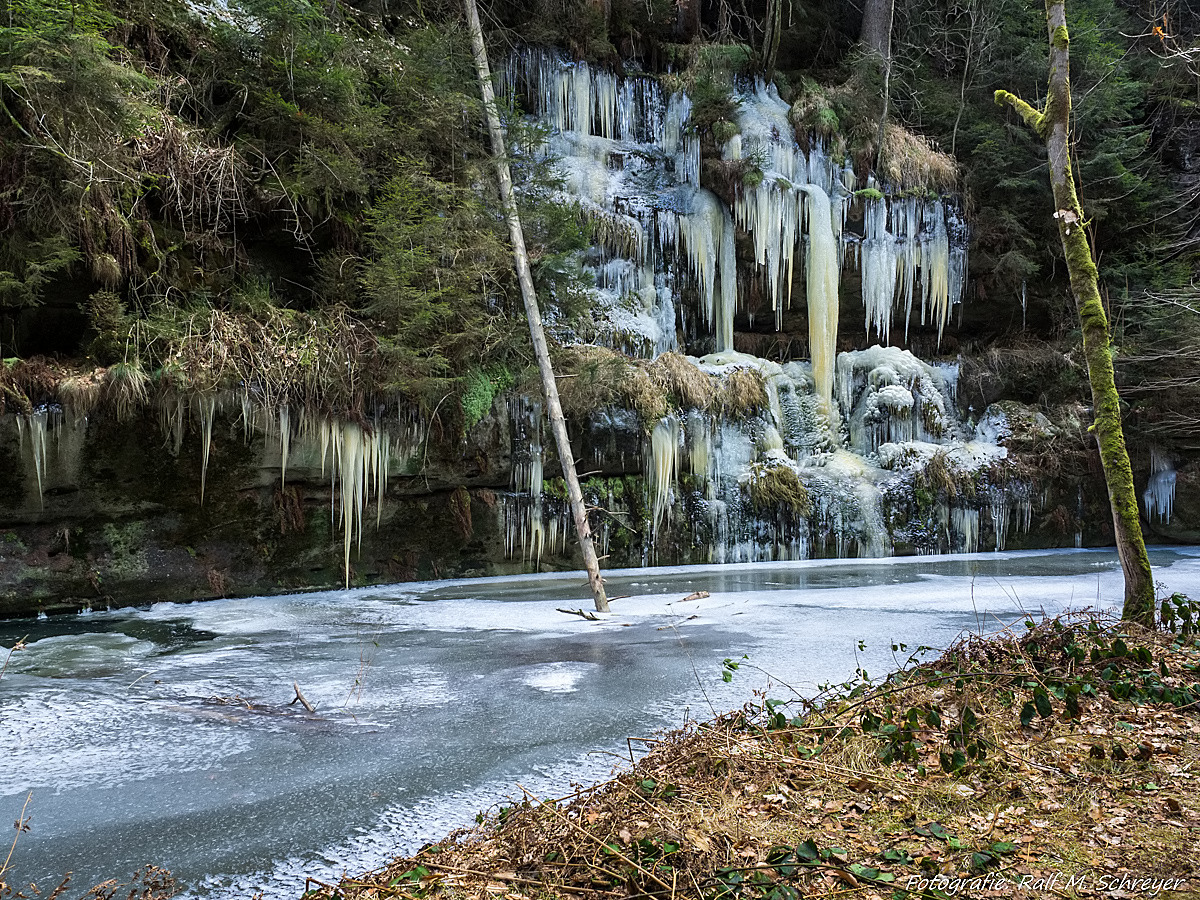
2;547;1199;897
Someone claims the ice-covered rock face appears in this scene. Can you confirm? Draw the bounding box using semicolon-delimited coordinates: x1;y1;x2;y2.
498;347;1030;565
836;346;960;455
500;49;967;370
493;51;1035;565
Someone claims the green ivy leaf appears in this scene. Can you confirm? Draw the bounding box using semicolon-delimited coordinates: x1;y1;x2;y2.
795;839;820;863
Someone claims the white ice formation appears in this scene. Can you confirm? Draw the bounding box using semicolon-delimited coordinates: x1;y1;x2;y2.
494;51;1021;565
499;50;968;367
1143;447;1176;524
14;395;423;588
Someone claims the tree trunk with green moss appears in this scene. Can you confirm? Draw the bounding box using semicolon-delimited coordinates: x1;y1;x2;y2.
463;0;610;613
995;0;1155;626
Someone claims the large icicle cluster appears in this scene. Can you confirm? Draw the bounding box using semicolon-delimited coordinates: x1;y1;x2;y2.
492;51;1045;567
856;193;968;344
499;348;1034;566
1143;448;1176;524
500;50;745;358
14;395;424;588
502;50;967;378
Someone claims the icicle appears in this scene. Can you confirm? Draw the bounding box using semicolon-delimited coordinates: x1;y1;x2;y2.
319;418;332;477
279;405;291;489
989;488;1010;552
685;410;715;499
1143;448;1176;524
952;507;980;554
20;409;49;508
336;423;364;587
676;189;736;340
716;204;738;352
240;392;254;443
798;184;840;418
196;395;216;504
161;397;185;456
648;416;679;537
376;432;390;528
920;199;952;342
860;195;898;342
895;196;921;336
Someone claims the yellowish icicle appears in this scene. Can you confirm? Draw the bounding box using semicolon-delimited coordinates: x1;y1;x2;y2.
648;416;679;537
20;411;49;509
798;184;840;419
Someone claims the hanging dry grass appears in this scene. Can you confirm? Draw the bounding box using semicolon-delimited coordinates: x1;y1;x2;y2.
0;356;83;414
744;461;811;515
307;611;1200;900
648;352;717;411
134;113;248;238
555;345;640;418
721;367;768;418
59;369;106;418
876;124;958;193
555;345;672;427
135;305;382;416
103;361;151;422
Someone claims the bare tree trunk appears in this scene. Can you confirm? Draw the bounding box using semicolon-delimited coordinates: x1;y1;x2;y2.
996;0;1155;626
463;0;610;613
860;0;893;58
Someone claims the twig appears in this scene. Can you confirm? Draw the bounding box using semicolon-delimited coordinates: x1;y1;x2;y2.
0;792;32;878
291;681;316;713
402;861;621;897
557;607;600;621
0;636;28;682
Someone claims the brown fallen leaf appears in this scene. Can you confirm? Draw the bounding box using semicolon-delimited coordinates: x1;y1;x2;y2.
832;870;859;888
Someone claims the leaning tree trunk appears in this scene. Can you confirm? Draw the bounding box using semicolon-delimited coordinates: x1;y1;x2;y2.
995;0;1155;626
463;0;610;613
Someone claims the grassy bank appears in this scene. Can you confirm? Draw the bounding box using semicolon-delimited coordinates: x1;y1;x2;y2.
304;601;1200;900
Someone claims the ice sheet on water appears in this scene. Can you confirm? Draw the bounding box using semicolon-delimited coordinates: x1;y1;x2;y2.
521;661;600;694
0;689;254;796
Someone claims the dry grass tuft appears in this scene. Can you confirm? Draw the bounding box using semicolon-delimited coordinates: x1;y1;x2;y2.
877;124;958;193
309;611;1200;900
556;346;722;428
648;352;717;412
914;449;975;501
721;367;768;418
135;305;381;416
744;462;810;515
555;345;643;419
59;370;106;418
103;361;151;422
557;349;766;429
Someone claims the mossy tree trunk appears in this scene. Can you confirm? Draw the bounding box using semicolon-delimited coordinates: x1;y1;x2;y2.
463;0;610;613
995;0;1155;626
